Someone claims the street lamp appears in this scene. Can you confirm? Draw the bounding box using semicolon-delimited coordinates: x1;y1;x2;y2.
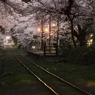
52;24;56;27
52;22;59;55
45;29;48;32
38;28;41;31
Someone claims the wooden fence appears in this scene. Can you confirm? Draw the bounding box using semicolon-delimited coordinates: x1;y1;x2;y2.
44;45;62;56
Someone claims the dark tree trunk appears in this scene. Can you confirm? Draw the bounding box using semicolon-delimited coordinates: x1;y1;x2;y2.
65;0;76;48
70;20;77;48
41;20;44;50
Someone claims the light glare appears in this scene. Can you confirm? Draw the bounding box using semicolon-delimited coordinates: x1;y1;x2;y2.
45;29;48;32
6;36;10;39
52;24;55;27
38;29;41;31
32;46;35;49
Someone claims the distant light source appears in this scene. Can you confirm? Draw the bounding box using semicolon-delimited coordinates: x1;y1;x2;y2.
90;34;93;37
87;39;93;46
38;28;41;31
32;46;35;49
45;29;48;32
52;24;56;27
6;36;10;40
90;39;93;43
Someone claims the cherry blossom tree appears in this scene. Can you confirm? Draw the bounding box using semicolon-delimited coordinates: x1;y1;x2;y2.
1;0;95;48
29;0;95;47
0;0;34;48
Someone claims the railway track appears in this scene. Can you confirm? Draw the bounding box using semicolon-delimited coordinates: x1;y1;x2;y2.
10;49;92;95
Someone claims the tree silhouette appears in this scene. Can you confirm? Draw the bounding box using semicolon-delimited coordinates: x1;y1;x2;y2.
0;26;5;34
74;25;87;47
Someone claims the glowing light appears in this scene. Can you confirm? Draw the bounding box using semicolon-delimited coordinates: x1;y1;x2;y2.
45;29;48;32
90;39;93;43
6;36;10;39
32;46;36;49
38;28;41;31
52;24;56;27
87;39;93;46
90;34;94;37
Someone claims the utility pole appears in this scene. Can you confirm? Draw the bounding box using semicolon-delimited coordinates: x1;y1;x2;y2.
41;20;44;50
56;17;59;55
49;15;51;53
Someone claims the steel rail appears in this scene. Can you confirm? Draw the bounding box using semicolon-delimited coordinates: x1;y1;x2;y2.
21;55;92;95
10;49;92;95
9;49;59;95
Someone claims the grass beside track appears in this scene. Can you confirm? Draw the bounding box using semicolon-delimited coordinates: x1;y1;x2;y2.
24;50;95;95
38;62;95;95
1;48;95;95
0;48;54;95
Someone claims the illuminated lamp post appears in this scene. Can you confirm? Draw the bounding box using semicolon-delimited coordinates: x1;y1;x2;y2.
52;22;59;55
52;24;56;27
38;28;48;50
49;16;51;53
56;18;59;56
